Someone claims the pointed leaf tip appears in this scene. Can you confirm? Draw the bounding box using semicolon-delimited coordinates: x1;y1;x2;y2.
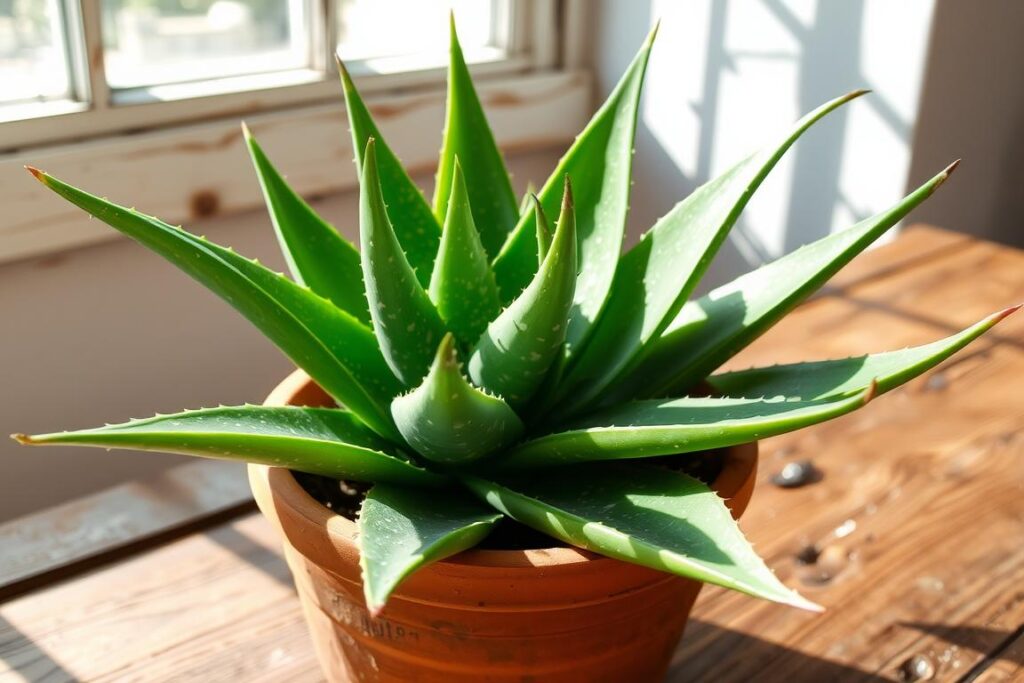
992;303;1022;323
437;332;458;364
11;433;32;445
336;54;353;84
943;159;961;176
240;121;252;140
788;593;826;613
25;166;44;181
647;20;661;44
561;175;574;209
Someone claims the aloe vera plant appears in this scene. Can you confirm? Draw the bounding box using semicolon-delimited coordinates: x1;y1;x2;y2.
15;22;1017;618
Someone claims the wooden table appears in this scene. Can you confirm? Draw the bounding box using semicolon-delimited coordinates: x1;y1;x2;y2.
2;226;1022;682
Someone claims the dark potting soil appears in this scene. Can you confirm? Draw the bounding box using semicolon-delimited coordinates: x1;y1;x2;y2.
293;448;726;551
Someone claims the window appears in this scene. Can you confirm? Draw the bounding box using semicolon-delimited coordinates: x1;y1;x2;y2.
0;0;540;142
0;0;84;123
0;0;589;264
101;0;313;90
337;0;505;71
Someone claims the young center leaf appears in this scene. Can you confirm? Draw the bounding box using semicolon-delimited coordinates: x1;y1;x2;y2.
428;160;501;347
468;181;577;409
338;59;440;284
491;26;657;350
708;306;1019;400
557;91;869;410
392;334;524;464
15;406;441;486
507;385;874;468
433;16;519;258
243;124;370;324
360;139;448;386
604;161;960;406
358;484;502;615
463;463;820;611
28;169;402;440
518;181;537;218
532;194;553;263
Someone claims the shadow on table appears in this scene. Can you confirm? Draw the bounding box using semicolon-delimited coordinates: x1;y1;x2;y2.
202;523;294;589
670;619;890;682
903;621;1024;665
0;614;80;683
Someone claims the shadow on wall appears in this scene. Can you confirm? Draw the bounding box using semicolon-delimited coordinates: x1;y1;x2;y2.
907;0;1024;248
594;0;932;292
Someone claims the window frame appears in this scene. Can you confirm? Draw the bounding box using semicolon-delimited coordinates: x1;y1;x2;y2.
0;0;591;266
0;0;559;151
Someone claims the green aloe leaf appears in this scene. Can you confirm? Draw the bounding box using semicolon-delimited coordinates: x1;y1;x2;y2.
428;160;501;347
358;484;502;615
607;162;959;405
15;406;440;486
432;16;519;259
708;306;1018;400
518;181;537;218
463;463;819;610
392;334;524;464
557;91;868;411
468;182;577;408
243;124;370;324
491;27;656;353
360;140;448;386
29;169;402;440
532;194;553;264
338;59;440;284
506;386;873;468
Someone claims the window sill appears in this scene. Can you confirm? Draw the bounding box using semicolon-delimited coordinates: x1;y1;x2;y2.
0;70;591;266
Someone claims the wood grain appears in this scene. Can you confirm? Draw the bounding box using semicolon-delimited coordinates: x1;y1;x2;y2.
1;226;1021;682
0;460;252;597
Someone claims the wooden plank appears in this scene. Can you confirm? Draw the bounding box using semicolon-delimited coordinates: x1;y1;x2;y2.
969;629;1024;682
0;230;1021;682
672;234;1024;681
0;460;252;596
0;514;313;683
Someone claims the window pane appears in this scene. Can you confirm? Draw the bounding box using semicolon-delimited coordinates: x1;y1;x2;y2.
338;0;504;66
0;0;73;106
102;0;310;89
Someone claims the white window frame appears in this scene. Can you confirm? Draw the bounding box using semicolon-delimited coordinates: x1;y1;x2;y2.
0;0;592;265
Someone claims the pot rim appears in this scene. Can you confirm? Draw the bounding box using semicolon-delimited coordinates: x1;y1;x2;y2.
251;368;758;570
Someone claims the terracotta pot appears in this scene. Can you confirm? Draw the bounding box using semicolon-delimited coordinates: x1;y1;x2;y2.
250;369;759;683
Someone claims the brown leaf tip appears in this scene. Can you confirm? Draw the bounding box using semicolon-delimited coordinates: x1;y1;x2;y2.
990;303;1022;324
943;159;962;177
561;175;574;209
25;166;44;181
11;433;33;445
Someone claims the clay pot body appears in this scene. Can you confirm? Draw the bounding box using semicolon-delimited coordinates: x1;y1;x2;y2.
250;369;758;682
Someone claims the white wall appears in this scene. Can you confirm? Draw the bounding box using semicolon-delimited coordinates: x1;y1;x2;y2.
0;149;561;521
592;0;936;290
